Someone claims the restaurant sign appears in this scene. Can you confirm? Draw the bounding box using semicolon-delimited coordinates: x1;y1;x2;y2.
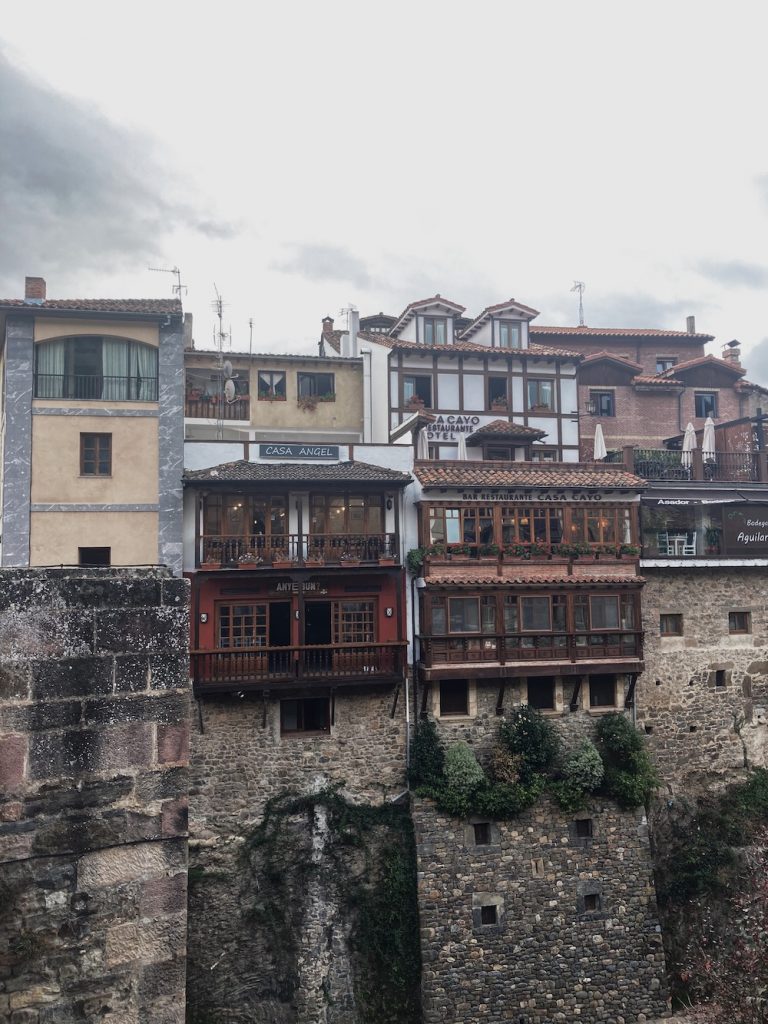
722;505;768;556
460;490;605;502
426;415;484;441
259;444;339;459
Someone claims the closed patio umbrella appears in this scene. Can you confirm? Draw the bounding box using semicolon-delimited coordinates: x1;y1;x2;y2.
456;433;468;460
702;416;716;460
416;429;429;460
593;423;607;461
681;422;697;469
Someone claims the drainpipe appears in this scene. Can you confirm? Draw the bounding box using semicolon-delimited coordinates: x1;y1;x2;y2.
361;348;372;443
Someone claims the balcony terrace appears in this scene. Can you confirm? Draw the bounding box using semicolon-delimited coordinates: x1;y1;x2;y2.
198;532;399;568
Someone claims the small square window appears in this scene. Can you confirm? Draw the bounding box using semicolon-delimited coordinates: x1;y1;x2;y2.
660;613;683;637
473;822;491;846
714;670;727;689
575;818;593;839
583;893;601;913
695;392;718;418
79;547;111;566
480;905;498;925
80;433;112;476
440;679;469;716
280;698;330;734
729;611;751;634
589;675;616;708
590;391;615;417
527;678;555;710
297;372;335;399
258;370;286;400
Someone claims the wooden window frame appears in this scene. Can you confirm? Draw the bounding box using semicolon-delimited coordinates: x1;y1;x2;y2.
660;613;683;637
216;601;270;649
694;391;718;418
589;390;615;417
527;378;556;412
297;371;335;399
728;611;751;635
280;697;331;735
403;373;433;408
257;369;286;400
80;432;112;476
496;320;521;349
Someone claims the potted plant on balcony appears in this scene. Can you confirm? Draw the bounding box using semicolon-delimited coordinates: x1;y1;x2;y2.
378;549;396;565
424;543;447;563
617;544;640;559
407;395;426;412
704;526;721;556
446;544;470;562
478;542;500;563
237;551;262;569
200;555;221;570
529;542;549;560
503;543;532;561
272;549;296;569
406;547;426;574
305;550;325;567
340;549;361;567
490;396;508;412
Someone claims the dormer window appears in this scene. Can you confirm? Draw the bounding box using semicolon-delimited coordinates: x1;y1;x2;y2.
424;317;447;345
497;321;521;349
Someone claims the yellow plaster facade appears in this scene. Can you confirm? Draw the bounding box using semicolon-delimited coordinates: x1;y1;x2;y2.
29;511;158;566
31;415;159;504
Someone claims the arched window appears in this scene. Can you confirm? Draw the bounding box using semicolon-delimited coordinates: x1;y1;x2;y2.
34;337;158;401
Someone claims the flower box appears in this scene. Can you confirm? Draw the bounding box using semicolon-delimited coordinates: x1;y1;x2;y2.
272;560;295;570
378;556;396;566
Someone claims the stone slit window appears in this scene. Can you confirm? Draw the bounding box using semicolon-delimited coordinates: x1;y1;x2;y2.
480;905;498;925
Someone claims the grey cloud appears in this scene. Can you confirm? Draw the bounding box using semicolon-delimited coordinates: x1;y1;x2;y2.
697;259;768;289
0;51;235;292
743;337;768;389
756;174;768;204
272;244;371;289
541;291;698;331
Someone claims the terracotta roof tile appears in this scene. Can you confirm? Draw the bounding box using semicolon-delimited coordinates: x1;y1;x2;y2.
184;459;411;484
466;419;547;441
0;298;182;316
459;299;541;339
581;350;644;371
659;353;745;378
414;461;644;489
633;374;684;386
425;573;645;587
530;325;714;341
357;330;581;361
389;295;466;335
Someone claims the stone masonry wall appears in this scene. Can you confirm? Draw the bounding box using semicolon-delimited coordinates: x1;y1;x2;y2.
638;567;768;791
414;795;668;1024
186;686;408;1023
0;568;190;1024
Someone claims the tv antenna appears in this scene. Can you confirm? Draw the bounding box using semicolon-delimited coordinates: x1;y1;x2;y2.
212;284;230;352
571;280;586;326
148;265;187;299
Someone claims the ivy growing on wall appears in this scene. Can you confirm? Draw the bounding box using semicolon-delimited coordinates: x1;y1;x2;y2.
241;786;422;1024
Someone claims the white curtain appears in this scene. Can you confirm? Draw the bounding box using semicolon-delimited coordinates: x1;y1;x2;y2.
129;343;158;400
35;341;66;398
103;339;127;400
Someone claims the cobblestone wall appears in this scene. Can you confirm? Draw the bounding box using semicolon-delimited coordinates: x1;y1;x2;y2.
186;686;409;1023
0;568;190;1024
413;795;669;1024
638;567;768;790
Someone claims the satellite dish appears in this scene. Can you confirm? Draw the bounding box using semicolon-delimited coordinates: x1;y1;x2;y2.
223;360;233;379
224;379;236;403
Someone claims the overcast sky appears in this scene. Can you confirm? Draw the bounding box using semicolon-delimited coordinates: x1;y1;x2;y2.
1;1;767;379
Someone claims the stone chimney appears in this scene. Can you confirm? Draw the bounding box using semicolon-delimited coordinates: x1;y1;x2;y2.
722;339;741;366
686;315;696;334
25;276;46;303
183;312;194;350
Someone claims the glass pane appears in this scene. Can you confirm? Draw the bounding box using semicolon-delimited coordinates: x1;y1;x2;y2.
445;509;461;544
450;598;479;633
574;597;588;631
432;603;447;634
281;700;299;731
552;598;567;632
504;598;518;633
591;597;619;629
481;598;496;633
522;598;550;631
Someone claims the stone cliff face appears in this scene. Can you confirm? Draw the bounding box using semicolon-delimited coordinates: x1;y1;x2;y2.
0;568;190;1024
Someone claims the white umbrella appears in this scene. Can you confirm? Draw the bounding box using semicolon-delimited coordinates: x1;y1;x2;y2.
681;422;697;469
456;434;468;460
702;416;716;460
593;423;607;461
416;429;429;460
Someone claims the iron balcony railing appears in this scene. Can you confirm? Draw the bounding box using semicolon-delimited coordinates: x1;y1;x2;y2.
185;396;250;420
191;642;406;692
418;630;644;666
34;373;159;401
633;448;758;483
199;532;399;567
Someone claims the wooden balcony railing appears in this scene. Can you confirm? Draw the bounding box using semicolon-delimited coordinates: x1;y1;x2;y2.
191;642;406;692
185;396;250;420
421;542;640;571
418;630;643;667
199;533;398;567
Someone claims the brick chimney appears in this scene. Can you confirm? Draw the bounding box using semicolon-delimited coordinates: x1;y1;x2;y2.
25;276;46;303
322;316;334;335
722;339;741;366
686;315;696;334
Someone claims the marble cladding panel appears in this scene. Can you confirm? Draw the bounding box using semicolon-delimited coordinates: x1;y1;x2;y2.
158;325;184;575
2;318;34;566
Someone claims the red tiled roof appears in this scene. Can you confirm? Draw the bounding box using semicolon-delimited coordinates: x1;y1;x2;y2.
185;459;411;484
459;298;540;339
530;325;714;341
357;330;582;361
466;419;547;441
425;573;645;587
414;461;644;489
581;350;643;371
659;354;745;378
633;374;684;386
389;294;466;335
0;298;183;316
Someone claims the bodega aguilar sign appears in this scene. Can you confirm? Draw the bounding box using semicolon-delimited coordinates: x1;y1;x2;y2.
722;505;768;556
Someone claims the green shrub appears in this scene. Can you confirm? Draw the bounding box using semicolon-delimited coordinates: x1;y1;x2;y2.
475;778;543;818
498;706;560;780
596;713;644;761
490;743;524;785
549;779;589;812
562;739;605;792
408;720;445;790
596;713;657;808
440;742;485;817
